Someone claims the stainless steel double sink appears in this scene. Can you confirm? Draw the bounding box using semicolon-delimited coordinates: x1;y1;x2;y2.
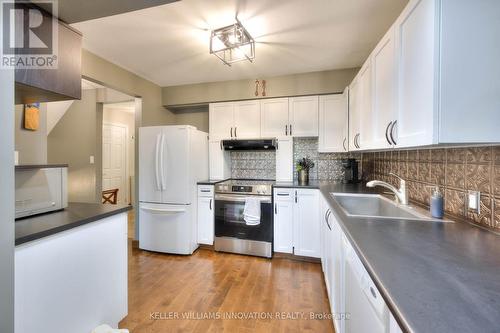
331;193;451;222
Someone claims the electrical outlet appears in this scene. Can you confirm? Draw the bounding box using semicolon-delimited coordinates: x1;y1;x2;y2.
468;191;480;214
90;155;95;164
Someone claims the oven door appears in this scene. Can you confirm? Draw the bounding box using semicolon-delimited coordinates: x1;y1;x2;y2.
214;194;273;242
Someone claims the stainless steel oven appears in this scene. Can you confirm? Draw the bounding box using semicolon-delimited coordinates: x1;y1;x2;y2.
214;180;273;258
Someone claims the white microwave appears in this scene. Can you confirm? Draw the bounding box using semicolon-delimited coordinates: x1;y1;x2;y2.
15;166;68;219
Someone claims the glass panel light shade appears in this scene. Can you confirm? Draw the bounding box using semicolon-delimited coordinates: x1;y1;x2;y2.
210;19;255;66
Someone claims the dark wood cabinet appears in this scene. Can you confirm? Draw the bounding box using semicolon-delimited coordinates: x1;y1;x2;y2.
15;6;82;104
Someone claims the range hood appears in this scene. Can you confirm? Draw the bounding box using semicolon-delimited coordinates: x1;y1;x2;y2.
222;139;276;151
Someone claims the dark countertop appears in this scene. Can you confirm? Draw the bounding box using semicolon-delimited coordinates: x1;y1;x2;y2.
197;179;227;185
273;180;322;189
15;164;68;170
320;182;500;333
15;202;131;246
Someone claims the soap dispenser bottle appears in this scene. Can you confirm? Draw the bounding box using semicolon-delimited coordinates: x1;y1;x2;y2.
429;186;444;219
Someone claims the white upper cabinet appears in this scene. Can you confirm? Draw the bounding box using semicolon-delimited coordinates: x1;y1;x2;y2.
319;90;349;153
349;77;361;151
371;25;397;149
349;61;372;151
233;100;261;139
208;140;230;180
209;102;234;139
210;101;260;139
394;0;436;147
348;0;500;150
260;98;290;137
289;96;319;137
358;60;373;150
275;136;294;182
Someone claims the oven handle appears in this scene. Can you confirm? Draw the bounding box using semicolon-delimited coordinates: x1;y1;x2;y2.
215;194;272;203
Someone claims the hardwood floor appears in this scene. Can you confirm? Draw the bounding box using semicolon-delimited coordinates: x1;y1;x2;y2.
120;246;335;333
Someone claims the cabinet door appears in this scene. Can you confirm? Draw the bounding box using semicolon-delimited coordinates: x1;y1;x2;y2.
372;26;397;149
234;100;261;139
395;0;437;147
293;189;320;258
197;196;214;245
208;140;230;180
329;213;344;333
209;102;234;139
358;61;373;150
261;98;290;137
273;190;294;254
290;96;319;137
349;77;361;151
318;93;348;153
275;137;294;182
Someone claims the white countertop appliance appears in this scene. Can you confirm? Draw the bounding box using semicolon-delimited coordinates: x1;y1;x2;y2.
15;165;68;219
138;125;208;254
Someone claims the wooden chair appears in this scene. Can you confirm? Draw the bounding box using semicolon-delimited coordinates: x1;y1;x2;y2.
102;189;119;204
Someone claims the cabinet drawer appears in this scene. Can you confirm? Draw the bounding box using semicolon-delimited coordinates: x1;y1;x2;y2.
197;185;214;197
273;188;294;201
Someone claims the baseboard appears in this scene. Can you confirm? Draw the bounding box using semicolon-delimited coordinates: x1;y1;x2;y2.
273;252;321;263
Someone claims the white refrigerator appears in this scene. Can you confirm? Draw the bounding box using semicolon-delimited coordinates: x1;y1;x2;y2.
139;125;208;254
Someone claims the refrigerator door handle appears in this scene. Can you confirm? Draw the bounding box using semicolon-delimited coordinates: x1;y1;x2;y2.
160;133;167;190
140;206;186;214
155;134;161;190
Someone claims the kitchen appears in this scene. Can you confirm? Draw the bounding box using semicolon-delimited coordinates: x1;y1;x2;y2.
2;0;500;333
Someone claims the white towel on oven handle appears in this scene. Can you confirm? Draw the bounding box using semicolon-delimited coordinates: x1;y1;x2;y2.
243;197;261;226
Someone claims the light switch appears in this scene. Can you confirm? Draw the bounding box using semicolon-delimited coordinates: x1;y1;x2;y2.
468;191;480;214
90;155;95;164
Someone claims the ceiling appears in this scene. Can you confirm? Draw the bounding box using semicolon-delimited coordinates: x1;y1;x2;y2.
73;0;408;87
37;0;179;24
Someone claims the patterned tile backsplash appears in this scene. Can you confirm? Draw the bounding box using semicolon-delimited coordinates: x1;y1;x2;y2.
293;138;361;181
230;151;276;180
229;138;362;181
362;146;500;231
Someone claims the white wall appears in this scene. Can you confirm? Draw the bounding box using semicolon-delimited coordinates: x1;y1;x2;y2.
0;68;15;333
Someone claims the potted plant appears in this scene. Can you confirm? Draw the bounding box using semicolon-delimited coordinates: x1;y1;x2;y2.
296;157;315;184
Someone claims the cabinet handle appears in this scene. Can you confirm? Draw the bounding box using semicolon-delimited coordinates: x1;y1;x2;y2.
274;203;277;214
285;125;288;136
390;120;397;145
295;190;297;203
343;137;347;151
234;127;237;138
385;121;393;146
326;210;332;230
209;199;212;210
277;193;289;196
230;127;233;138
290;124;293;136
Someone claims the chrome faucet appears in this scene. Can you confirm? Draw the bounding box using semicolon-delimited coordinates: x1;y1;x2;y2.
366;173;408;205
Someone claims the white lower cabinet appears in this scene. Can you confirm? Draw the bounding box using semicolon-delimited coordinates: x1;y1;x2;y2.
320;194;403;333
293;189;320;257
15;214;128;333
197;185;214;245
273;188;294;253
273;188;320;258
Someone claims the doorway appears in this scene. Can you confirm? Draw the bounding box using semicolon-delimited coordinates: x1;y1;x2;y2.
102;101;137;238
